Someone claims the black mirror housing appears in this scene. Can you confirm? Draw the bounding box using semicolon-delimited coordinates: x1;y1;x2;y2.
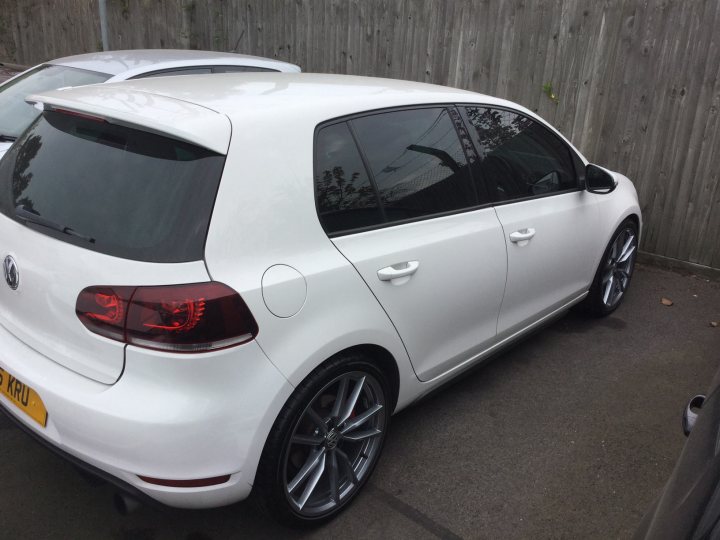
586;164;618;194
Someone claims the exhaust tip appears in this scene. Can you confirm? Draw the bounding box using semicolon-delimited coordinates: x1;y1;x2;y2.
114;491;141;515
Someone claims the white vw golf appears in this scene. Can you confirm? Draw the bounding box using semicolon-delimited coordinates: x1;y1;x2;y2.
0;73;640;524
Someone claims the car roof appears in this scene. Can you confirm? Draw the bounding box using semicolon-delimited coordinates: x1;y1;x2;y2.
26;73;540;155
45;72;516;114
47;49;301;76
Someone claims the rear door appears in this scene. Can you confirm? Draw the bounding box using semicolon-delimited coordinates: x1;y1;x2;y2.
0;107;227;383
462;106;600;336
316;107;507;381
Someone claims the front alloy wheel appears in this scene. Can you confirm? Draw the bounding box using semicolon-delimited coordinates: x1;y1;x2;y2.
600;226;637;308
582;218;638;316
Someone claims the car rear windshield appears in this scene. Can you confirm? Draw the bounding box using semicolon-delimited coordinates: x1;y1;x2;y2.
0;110;226;263
0;64;110;139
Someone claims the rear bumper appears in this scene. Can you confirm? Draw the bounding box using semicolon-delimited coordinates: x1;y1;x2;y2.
0;401;159;507
0;321;294;508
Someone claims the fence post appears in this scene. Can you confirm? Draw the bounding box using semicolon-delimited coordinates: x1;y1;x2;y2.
98;0;109;51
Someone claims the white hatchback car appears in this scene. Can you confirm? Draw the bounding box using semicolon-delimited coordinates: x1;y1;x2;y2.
0;49;301;159
0;73;640;524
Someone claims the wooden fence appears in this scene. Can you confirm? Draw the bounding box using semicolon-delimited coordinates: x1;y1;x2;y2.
1;0;718;269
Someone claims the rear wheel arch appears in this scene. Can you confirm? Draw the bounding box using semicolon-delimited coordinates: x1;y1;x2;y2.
253;344;396;523
321;344;400;413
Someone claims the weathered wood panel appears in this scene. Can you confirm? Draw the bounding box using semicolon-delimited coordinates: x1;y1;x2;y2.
1;0;719;268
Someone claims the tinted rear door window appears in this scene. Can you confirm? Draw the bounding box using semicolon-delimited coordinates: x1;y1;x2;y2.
0;111;225;262
314;122;383;234
463;107;577;201
350;108;478;222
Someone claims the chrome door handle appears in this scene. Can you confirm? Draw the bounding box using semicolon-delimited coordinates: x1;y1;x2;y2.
377;261;420;281
509;228;536;243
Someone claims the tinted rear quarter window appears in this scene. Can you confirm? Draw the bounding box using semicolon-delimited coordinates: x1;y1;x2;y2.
0;111;225;262
314;122;383;233
463;107;577;201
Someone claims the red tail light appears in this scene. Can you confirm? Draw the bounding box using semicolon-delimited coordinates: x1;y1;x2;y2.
76;282;258;352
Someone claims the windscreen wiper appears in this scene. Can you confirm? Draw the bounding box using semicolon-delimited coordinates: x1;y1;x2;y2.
15;204;96;244
0;135;17;142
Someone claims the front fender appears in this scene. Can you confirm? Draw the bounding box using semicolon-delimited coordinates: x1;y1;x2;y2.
591;172;642;273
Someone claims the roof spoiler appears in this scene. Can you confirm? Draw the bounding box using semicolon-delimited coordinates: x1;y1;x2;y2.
26;88;231;155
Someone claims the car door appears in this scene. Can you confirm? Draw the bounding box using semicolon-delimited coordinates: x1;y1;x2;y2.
462;106;600;337
315;106;508;381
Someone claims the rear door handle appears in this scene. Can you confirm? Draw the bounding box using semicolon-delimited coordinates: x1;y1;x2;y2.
509;228;536;244
377;261;420;281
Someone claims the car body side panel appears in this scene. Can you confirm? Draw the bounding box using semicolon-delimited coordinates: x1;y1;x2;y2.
588;173;643;278
332;208;507;382
204;105;641;414
202;110;421;412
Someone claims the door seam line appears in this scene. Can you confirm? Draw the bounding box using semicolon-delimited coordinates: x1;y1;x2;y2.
328;239;420;381
493;206;510;336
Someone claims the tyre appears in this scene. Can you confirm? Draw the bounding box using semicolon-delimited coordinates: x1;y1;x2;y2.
253;353;390;526
581;218;638;316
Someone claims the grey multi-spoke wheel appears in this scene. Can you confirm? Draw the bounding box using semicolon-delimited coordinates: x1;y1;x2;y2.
253;353;390;525
600;226;637;308
284;371;385;516
582;218;638;316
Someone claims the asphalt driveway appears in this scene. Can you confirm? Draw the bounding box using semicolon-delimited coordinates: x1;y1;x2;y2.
0;263;718;539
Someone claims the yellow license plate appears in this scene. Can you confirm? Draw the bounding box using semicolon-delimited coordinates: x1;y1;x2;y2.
0;367;48;427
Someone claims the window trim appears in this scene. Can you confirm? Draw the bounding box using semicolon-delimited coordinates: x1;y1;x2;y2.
447;105;490;205
208;65;278;73
129;65;278;80
313;103;494;238
458;103;584;206
41;63;111;78
345;120;388;223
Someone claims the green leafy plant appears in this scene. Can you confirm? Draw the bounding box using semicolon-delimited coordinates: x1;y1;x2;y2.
543;82;559;104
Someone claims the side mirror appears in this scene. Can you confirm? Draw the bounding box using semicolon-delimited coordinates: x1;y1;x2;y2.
586;164;617;194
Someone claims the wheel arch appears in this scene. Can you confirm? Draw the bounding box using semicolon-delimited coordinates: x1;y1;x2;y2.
326;343;400;412
625;212;641;242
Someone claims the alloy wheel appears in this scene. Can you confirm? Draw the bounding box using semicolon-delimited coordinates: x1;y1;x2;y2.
601;227;637;308
283;371;386;517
